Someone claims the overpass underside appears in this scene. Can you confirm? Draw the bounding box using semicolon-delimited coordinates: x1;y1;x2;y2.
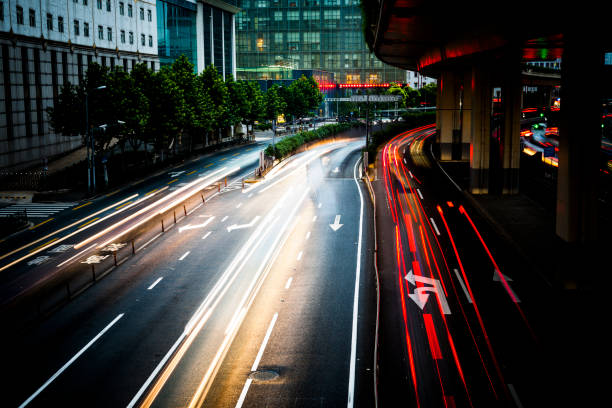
364;0;610;243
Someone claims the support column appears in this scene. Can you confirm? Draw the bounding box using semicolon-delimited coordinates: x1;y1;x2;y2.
196;2;205;72
501;53;522;194
438;70;458;160
556;34;603;243
470;61;492;194
461;70;472;160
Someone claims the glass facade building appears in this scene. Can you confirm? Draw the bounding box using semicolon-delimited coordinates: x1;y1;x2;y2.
235;0;405;84
157;0;198;68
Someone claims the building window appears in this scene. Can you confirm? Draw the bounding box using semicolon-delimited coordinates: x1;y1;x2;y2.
29;8;35;27
84;22;89;37
73;0;78;3
129;31;133;44
83;0;88;5
47;13;53;30
287;11;298;21
119;2;124;15
74;19;79;36
106;0;111;12
139;7;144;20
127;4;132;17
98;25;103;40
148;35;152;47
141;33;145;46
16;6;23;25
58;16;64;32
120;30;125;43
147;9;151;22
97;0;102;9
107;27;112;41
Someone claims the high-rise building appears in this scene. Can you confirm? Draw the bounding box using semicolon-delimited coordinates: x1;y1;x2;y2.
1;0;159;170
234;0;406;85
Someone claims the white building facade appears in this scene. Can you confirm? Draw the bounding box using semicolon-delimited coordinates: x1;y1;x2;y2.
0;0;159;170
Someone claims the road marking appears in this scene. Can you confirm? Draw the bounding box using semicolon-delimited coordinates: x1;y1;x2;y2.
285;277;293;289
297;251;303;261
251;313;278;371
416;189;424;200
167;179;179;185
409;170;414;179
403;158;407;164
179;251;190;261
178;216;215;233
493;269;521;303
115;201;132;210
77;217;99;229
29;238;58;253
317;203;322;208
201;232;212;240
18;314;124;408
347;156;365;408
205;163;214;168
329;214;343;231
312;215;317;222
56;243;97;267
235;379;253;408
453;268;473;303
508;384;524;408
72;201;92;211
145;188;158;196
430;217;441;236
405;269;451;314
186;170;197;175
227;216;261;232
28;218;54;230
248;193;253;198
221;216;229;222
138;233;162;252
148;277;163;290
305;231;311;240
236;203;242;209
232;153;240;157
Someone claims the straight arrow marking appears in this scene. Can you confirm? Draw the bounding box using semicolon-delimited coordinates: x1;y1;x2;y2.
329;214;343;231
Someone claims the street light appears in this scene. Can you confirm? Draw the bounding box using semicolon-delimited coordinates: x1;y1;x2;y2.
85;85;106;194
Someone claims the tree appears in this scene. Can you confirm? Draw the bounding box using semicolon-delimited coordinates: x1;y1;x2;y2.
242;81;265;137
46;83;84;137
387;81;420;109
226;77;250;138
264;84;286;126
198;65;229;145
283;75;323;124
418;83;437;106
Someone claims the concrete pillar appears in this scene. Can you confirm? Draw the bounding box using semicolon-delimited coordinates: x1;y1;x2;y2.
438;70;458;160
461;70;473;161
469;61;492;194
196;3;205;73
501;54;522;194
555;33;603;243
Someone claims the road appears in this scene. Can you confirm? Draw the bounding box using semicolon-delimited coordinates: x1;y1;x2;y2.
373;125;561;407
1;137;376;407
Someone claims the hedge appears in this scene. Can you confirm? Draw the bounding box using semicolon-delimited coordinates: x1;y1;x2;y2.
264;121;363;160
364;112;436;159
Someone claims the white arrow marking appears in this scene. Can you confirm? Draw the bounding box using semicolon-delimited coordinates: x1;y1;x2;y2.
168;170;185;178
178;216;215;233
493;269;521;303
329;215;343;231
332;167;340;173
405;269;451;314
227;216;261;232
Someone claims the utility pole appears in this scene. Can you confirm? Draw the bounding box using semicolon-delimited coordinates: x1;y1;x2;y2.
85;85;106;194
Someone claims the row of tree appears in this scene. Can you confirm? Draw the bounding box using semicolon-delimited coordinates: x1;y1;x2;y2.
47;55;323;167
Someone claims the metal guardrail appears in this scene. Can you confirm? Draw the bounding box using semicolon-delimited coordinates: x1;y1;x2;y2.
0;171;47;190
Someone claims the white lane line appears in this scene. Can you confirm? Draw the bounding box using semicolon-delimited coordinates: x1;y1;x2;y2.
508;384;524;408
251;312;278;371
179;251;190;261
430;218;441;236
347;156;365;408
221;216;229;222
317;203;322;208
236;203;242;209
201;232;212;240
453;268;473;304
312;215;317;222
148;277;163;290
235;378;253;408
296;251;303;261
19;314;124;408
138;232;163;252
248;193;253;198
416;189;424;200
409;170;414;179
305;231;311;240
403;158;407;164
285;277;293;289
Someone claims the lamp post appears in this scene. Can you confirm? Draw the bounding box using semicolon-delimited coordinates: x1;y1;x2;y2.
85;85;106;194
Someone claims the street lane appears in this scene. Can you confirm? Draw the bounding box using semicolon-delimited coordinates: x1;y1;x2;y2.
375;126;558;407
1;137;376;408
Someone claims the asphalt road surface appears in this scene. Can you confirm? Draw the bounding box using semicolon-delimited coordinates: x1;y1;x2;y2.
1;138;376;408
